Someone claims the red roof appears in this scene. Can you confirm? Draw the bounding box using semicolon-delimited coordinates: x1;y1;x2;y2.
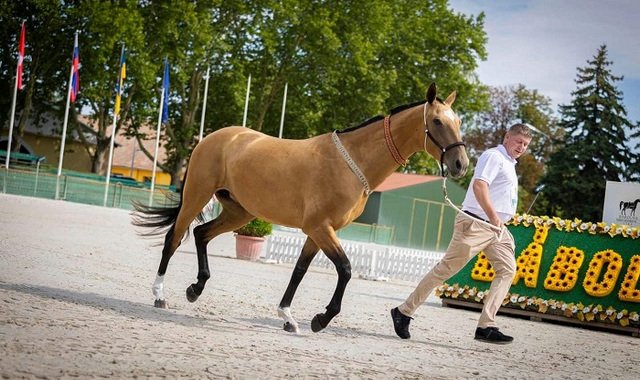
374;172;442;192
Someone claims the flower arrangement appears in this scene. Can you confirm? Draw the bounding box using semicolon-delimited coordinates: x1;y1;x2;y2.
512;226;548;287
619;255;640;302
544;246;584;292
508;214;639;239
471;253;495;282
436;282;640;328
583;249;622;297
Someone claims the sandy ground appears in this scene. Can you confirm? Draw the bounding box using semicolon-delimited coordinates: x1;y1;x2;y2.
1;193;639;379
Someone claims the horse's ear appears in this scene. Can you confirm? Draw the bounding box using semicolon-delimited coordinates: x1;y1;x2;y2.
445;91;457;106
426;83;437;104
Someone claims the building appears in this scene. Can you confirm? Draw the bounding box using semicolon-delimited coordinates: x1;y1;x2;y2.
1;113;171;186
355;172;466;251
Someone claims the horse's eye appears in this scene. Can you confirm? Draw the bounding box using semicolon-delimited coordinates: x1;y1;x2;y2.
433;118;443;126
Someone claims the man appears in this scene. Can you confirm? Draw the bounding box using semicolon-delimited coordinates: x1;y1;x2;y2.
391;123;533;344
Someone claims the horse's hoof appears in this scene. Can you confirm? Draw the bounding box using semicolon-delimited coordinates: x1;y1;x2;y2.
154;299;168;309
311;314;327;333
283;322;299;333
186;285;199;303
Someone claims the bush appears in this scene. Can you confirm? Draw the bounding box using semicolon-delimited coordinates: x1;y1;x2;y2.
234;218;273;237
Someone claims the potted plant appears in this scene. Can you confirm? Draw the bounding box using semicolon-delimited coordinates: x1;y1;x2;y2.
234;218;273;261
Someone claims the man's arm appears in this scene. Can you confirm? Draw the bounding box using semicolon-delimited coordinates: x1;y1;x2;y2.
472;179;503;228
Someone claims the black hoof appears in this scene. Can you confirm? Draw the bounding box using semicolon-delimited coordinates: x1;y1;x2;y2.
186;285;199;303
283;322;297;333
154;299;168;309
311;314;327;333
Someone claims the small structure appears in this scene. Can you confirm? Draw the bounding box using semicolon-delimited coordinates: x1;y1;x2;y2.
355;172;466;251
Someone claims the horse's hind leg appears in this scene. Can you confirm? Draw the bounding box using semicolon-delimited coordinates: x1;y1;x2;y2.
153;187;214;308
277;237;320;333
186;190;254;303
305;226;352;333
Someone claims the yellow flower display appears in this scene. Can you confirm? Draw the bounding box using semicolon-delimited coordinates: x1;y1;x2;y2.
439;282;639;329
512;226;549;287
507;213;639;239
583;249;622;297
543;246;585;292
618;255;640;302
471;252;495;281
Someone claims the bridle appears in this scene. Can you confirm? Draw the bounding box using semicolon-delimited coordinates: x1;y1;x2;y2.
421;102;466;177
419;102;503;235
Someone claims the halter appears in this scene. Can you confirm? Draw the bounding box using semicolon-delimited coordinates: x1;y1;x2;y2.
422;102;503;236
422;102;466;176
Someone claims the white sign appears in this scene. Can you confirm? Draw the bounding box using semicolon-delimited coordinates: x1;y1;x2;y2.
602;181;640;227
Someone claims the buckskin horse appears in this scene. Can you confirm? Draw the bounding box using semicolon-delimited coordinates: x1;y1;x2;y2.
132;83;468;333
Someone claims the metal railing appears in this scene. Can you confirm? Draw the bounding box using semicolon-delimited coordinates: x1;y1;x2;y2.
1;166;176;210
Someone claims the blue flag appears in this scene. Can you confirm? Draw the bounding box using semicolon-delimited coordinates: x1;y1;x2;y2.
161;60;169;124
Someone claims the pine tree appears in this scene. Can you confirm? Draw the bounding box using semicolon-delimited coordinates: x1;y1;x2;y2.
540;45;638;221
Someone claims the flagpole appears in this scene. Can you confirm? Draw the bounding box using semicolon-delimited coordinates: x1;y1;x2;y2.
198;65;210;141
242;74;251;127
103;44;126;206
3;21;25;193
55;32;78;200
149;88;164;207
278;82;288;139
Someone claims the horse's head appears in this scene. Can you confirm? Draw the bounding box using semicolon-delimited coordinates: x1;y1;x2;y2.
422;83;469;178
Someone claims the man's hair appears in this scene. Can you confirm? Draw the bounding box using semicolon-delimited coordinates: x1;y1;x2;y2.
507;123;533;138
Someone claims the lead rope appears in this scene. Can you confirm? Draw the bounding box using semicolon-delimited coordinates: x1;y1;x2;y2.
332;131;371;195
422;103;504;239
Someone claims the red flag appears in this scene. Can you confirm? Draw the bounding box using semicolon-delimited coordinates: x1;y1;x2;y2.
70;33;80;102
17;21;25;90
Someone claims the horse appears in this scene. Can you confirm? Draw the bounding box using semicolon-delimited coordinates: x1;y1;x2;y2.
620;199;640;216
132;82;468;333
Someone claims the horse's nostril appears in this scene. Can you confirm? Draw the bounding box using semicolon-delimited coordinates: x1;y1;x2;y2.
456;160;462;170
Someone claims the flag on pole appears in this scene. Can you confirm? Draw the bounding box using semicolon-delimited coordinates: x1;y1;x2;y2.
114;48;126;115
161;59;170;124
70;33;80;102
17;21;26;90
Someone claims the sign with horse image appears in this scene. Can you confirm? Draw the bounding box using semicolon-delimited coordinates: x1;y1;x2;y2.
603;180;640;227
438;215;639;333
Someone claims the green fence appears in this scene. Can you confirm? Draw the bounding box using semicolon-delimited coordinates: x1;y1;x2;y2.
1;165;176;210
2;166;397;245
337;222;395;245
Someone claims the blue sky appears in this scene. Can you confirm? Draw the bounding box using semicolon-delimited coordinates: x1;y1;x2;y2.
448;0;640;124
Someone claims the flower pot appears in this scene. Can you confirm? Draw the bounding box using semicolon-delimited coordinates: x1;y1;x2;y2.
235;235;266;261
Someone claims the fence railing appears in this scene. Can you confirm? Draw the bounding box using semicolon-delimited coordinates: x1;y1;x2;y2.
265;231;444;282
1;166;176;210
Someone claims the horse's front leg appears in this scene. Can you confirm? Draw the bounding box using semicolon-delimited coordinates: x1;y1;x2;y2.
278;237;319;333
307;228;352;333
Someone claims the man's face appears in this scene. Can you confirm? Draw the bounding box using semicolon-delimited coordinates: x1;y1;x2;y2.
503;132;532;160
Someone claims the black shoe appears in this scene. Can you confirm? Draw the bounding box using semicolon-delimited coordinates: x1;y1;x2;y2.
390;307;412;339
474;327;513;344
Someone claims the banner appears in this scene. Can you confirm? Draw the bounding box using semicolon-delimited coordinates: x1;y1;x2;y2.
603;181;640;227
437;214;639;330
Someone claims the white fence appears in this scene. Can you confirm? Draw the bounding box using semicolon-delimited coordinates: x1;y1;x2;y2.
265;231;445;282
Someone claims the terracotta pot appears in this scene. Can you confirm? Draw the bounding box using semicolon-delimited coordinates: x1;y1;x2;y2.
234;235;266;261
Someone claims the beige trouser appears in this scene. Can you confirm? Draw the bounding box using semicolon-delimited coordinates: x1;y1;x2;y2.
398;213;516;328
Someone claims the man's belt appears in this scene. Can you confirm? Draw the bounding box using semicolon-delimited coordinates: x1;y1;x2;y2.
463;210;490;224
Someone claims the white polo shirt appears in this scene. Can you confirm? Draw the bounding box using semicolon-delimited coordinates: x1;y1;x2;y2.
462;144;518;222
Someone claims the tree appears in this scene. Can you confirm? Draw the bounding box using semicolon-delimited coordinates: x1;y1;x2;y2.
0;1;77;151
71;0;152;174
539;45;638;221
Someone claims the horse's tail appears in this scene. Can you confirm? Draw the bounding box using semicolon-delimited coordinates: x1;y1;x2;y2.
620;201;624;210
131;169;204;241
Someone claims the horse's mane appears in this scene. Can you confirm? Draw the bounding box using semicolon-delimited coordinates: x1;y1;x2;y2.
337;99;440;134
